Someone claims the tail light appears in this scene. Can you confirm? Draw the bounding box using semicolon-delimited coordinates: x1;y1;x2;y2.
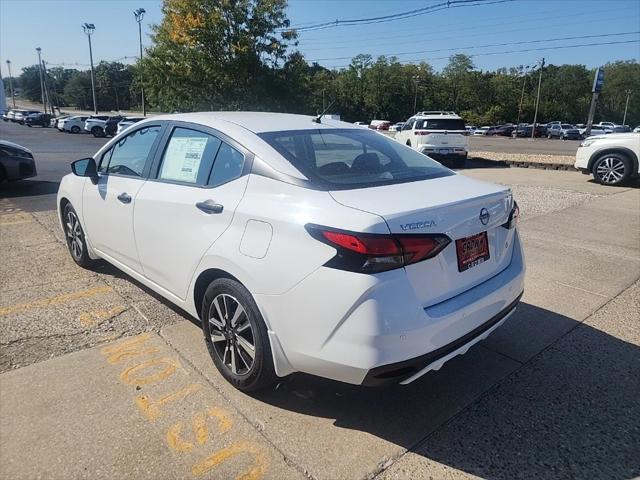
501;201;520;229
306;225;451;273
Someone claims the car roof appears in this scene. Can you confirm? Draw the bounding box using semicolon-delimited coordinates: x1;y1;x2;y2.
100;112;368;180
146;112;357;134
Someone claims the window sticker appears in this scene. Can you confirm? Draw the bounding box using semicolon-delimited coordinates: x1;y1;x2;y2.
160;136;209;183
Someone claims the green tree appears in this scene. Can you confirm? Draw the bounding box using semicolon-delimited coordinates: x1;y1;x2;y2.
63;72;93;110
142;0;297;112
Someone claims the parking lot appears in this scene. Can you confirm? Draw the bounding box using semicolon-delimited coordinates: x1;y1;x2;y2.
1;121;639;479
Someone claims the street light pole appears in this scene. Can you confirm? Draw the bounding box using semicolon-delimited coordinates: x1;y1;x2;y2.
36;48;46;111
531;57;545;140
5;60;16;108
622;89;632;126
83;23;98;114
134;8;146;116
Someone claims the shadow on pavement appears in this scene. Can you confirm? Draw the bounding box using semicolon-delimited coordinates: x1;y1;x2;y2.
250;302;639;479
0;179;60;198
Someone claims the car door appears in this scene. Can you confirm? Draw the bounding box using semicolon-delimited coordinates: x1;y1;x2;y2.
81;123;164;273
134;123;251;299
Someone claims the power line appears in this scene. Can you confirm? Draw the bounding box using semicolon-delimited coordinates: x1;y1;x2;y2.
326;39;640;69
297;5;626;44
285;0;514;32
309;31;640;62
298;11;635;51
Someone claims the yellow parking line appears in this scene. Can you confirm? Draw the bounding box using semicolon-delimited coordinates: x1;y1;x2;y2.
0;286;113;317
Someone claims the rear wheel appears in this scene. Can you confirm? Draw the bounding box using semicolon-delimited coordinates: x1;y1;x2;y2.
201;278;277;392
406;140;411;147
71;125;80;133
592;153;631;186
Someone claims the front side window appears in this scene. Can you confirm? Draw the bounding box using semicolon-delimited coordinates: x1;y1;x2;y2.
259;128;452;190
99;125;161;176
158;127;221;185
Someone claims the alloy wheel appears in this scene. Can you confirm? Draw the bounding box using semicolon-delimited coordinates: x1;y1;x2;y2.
65;210;83;260
596;157;626;184
208;293;255;376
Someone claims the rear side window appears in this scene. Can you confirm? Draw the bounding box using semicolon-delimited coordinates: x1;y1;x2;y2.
259;128;452;190
99;125;161;177
208;143;245;187
415;119;465;130
158;127;221;185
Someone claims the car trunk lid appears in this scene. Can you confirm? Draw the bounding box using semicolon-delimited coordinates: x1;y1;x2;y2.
330;174;516;307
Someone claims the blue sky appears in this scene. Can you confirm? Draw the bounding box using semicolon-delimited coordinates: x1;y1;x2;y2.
1;0;639;76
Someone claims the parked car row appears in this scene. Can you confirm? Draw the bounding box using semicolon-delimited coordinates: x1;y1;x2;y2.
2;109;145;137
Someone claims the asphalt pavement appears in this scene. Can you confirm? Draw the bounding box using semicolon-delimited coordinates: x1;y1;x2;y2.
1;121;639;480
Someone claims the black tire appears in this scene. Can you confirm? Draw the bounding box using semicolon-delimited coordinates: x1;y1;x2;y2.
27;124;32;128
91;126;105;137
406;140;411;147
62;203;95;268
201;278;277;392
71;125;81;133
591;153;631;186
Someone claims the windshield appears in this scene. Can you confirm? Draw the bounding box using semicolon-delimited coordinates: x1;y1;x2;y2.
259;128;453;190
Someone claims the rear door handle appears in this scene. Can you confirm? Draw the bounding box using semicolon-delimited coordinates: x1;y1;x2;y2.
117;192;132;204
196;200;224;214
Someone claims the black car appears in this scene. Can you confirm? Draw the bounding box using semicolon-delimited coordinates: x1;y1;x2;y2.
0;140;37;182
25;113;52;127
512;124;546;138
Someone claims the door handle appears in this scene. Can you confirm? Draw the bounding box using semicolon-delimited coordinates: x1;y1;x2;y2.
196;200;224;214
117;192;132;204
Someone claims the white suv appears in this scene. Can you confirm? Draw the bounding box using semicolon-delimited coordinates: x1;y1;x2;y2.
57;112;524;392
575;133;639;185
395;111;469;168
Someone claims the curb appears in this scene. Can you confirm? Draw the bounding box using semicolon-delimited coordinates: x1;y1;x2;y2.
469;156;577;171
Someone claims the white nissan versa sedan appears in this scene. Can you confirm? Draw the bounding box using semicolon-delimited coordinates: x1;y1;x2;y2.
57;112;525;392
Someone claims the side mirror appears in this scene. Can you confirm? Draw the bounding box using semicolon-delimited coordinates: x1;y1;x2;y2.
71;157;99;185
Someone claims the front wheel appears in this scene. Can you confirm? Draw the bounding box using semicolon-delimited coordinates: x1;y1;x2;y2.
62;203;95;268
71;125;80;133
201;278;277;392
91;126;105;137
592;153;631;186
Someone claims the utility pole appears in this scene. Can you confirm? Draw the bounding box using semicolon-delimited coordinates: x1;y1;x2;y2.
531;58;544;140
622;89;632;126
585;67;605;137
41;59;53;115
36;48;46;111
514;65;530;138
83;23;98;114
5;60;16;108
134;8;146;116
413;75;420;114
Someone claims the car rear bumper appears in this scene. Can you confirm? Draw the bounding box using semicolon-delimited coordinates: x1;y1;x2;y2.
257;229;525;385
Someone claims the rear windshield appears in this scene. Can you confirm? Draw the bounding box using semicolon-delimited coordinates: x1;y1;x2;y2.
415;119;466;130
258;128;453;190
